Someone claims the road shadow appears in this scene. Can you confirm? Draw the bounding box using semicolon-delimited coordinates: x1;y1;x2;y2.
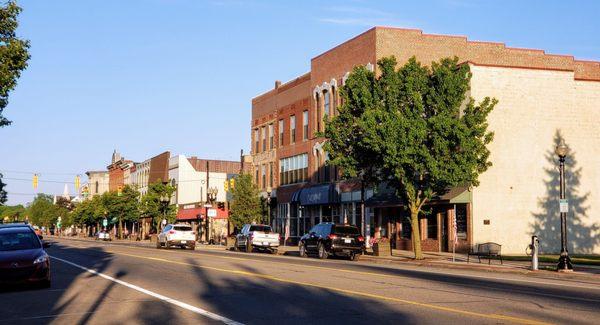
0;241;116;324
530;131;600;254
184;257;414;324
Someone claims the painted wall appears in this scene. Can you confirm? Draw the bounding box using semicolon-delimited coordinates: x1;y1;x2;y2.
470;64;600;254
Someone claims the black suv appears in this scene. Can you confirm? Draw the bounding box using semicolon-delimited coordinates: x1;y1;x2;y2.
299;223;365;261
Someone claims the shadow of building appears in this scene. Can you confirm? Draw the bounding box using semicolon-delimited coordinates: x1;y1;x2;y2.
530;130;600;254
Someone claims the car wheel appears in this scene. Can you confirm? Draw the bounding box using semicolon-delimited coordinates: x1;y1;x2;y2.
165;241;171;249
271;248;278;255
189;244;196;250
245;241;252;253
350;252;360;261
299;243;307;258
318;242;329;260
156;239;161;249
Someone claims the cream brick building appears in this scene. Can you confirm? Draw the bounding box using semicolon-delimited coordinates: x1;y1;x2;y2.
252;27;600;254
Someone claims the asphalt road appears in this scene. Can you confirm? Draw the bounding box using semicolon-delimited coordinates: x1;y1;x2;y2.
1;238;599;325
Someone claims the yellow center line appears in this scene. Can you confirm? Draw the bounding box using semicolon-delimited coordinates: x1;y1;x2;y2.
107;250;548;325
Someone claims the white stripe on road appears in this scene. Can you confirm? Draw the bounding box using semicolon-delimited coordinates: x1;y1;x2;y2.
49;255;244;325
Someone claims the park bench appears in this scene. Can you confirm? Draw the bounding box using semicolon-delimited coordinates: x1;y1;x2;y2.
467;242;503;265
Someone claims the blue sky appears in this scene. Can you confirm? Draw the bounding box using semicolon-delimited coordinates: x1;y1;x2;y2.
1;0;599;205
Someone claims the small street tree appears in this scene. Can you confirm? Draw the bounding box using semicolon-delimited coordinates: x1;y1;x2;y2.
229;173;261;230
325;56;496;260
27;194;66;229
140;181;177;232
103;185;140;239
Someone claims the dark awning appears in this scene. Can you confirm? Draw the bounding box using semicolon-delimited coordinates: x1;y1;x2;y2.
292;184;339;206
366;186;471;208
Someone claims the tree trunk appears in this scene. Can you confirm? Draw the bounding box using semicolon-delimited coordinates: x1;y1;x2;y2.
118;218;123;240
410;206;423;260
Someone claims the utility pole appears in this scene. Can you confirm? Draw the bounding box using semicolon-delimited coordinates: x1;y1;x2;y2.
205;160;210;243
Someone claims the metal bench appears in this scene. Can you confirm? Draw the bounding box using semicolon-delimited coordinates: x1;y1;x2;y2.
467;242;503;265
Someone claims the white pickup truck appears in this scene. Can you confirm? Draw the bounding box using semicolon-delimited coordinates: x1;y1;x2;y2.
235;224;280;254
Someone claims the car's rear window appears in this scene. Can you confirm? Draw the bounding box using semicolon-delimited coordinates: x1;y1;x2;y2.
0;229;41;251
333;226;360;235
249;225;271;233
174;226;192;231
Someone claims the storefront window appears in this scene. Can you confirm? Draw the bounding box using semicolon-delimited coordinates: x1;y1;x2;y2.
456;204;468;240
427;213;437;239
401;215;411;239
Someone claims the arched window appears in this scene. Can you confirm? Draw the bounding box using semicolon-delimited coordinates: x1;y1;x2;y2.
95;181;99;193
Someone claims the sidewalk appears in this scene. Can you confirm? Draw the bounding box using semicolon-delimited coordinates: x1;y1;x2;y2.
49;235;600;280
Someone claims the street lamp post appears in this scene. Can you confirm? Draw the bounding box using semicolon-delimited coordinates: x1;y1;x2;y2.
206;187;218;244
555;140;573;272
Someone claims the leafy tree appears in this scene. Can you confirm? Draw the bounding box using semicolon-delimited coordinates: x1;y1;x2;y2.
103;185;140;239
0;2;30;200
71;195;105;234
0;173;7;205
322;64;384;231
0;203;25;221
229;173;261;229
325;56;496;259
27;194;58;228
140;181;176;232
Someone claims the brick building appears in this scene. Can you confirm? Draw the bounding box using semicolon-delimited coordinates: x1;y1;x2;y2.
251;27;600;254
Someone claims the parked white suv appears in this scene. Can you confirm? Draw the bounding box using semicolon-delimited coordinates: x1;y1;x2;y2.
235;224;280;254
157;224;196;250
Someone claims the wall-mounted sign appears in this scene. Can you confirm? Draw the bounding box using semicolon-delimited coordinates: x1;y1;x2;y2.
207;209;217;218
559;199;569;213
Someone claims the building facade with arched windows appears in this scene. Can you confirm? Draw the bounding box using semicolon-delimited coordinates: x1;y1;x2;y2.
252;27;600;254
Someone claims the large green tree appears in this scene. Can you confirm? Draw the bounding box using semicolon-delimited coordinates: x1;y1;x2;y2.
103;185;140;239
0;1;30;205
140;181;176;232
71;195;105;232
0;203;25;221
27;194;67;229
325;56;496;259
229;173;261;230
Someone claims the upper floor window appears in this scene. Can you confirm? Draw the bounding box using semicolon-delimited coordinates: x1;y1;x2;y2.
261;126;266;151
261;165;266;189
303;110;309;141
268;123;274;149
269;162;274;188
279;153;308;186
324;90;330;118
290;115;296;144
278;119;284;147
316;96;321;135
254;128;259;153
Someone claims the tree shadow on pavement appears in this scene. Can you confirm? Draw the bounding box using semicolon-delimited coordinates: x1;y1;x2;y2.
530;131;600;254
0;241;116;324
184;258;414;325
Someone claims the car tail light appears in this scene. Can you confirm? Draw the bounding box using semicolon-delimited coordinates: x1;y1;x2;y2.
328;234;338;240
357;236;365;242
169;230;175;234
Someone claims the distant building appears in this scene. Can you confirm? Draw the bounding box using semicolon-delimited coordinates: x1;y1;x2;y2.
107;150;134;192
131;151;170;197
85;170;109;197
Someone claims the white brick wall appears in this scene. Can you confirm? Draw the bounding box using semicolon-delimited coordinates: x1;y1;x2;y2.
470;65;600;254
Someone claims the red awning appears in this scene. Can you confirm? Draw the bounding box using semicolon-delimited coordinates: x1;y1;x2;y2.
176;208;203;221
213;208;229;219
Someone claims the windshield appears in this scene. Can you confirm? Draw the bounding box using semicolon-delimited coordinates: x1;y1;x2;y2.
333;226;360;235
0;230;41;251
249;225;271;232
174;226;192;231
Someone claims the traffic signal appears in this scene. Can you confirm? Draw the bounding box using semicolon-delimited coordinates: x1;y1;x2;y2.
218;202;225;210
117;185;123;196
32;174;38;190
229;178;235;190
75;175;81;190
224;180;229;192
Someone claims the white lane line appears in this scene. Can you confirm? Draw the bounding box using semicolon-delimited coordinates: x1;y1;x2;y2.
49;256;244;325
